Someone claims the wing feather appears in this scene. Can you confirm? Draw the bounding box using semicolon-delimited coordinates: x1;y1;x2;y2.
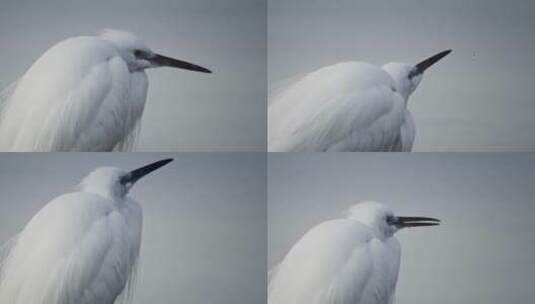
399;110;415;151
0;79;20;122
268;73;307;106
0;234;19;286
110;72;147;152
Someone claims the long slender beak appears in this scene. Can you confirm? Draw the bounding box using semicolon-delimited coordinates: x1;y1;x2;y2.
412;49;452;76
121;158;174;185
394;216;440;228
151;53;212;73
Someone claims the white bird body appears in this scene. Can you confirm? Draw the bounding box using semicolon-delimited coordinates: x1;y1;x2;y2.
268;50;450;152
268;202;440;304
0;35;146;151
0;30;210;152
0;159;173;304
0;192;141;304
269;219;400;304
269;62;413;152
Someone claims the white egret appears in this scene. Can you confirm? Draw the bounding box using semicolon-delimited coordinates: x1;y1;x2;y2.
0;30;211;151
268;201;440;304
0;158;173;304
268;50;451;151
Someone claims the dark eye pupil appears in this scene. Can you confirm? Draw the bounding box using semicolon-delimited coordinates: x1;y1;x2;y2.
134;50;143;57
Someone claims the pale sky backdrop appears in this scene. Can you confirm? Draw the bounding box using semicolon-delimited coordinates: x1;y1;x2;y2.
0;153;266;304
269;153;535;303
269;0;535;151
0;0;266;151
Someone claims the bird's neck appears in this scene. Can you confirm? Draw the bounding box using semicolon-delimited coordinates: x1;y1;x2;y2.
392;80;412;103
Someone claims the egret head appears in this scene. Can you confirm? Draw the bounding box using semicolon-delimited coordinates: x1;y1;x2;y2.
382;49;451;101
347;201;440;239
100;29;211;73
79;158;173;200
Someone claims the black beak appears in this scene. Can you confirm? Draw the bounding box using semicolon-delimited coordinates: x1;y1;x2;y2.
411;49;452;77
394;216;440;228
151;53;212;73
121;158;174;185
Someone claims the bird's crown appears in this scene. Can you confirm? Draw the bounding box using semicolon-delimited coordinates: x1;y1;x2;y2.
99;29;149;52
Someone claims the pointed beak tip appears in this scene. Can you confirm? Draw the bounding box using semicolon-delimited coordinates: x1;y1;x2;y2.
434;49;452;58
159;158;174;165
190;66;212;74
152;158;174;170
441;49;453;58
184;66;211;74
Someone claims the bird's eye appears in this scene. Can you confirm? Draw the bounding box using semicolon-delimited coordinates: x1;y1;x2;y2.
386;215;395;224
134;50;144;58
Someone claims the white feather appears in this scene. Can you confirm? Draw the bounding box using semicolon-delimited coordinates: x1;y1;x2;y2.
269;202;402;304
269;221;400;304
268;62;420;152
269;73;307;107
0;80;19;119
0;31;148;152
0;168;142;304
398;110;415;152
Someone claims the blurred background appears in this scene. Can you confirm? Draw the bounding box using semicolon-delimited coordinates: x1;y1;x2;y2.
0;153;266;304
0;0;266;151
269;0;535;151
269;153;535;303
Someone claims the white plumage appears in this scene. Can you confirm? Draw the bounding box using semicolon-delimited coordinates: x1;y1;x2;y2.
268;201;440;304
268;50;451;152
0;30;211;152
0;159;173;304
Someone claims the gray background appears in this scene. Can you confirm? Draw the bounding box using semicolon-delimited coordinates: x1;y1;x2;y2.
0;0;266;151
269;0;535;151
269;153;535;303
0;153;266;304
